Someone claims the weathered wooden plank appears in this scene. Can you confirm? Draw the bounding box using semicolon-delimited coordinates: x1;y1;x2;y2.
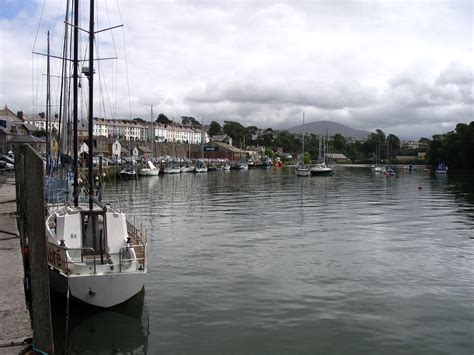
24;145;54;354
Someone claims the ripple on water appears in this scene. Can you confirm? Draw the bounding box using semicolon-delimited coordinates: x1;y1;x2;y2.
100;167;474;354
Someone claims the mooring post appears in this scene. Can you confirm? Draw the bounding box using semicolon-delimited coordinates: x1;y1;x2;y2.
23;145;54;354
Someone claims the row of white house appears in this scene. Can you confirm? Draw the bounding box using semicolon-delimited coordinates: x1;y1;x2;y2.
23;114;209;144
92;118;208;143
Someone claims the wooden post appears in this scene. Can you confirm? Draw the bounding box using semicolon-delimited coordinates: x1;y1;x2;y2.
14;146;25;241
23;145;54;353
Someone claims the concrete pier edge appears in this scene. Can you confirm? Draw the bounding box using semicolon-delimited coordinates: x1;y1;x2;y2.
0;171;32;354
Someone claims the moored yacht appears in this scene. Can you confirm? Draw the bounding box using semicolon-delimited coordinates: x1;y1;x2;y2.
44;0;147;308
310;163;334;176
194;161;208;173
295;165;310;176
163;163;181;174
139;160;159;176
46;199;147;308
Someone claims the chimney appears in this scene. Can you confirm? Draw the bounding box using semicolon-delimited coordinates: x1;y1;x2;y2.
17;111;24;120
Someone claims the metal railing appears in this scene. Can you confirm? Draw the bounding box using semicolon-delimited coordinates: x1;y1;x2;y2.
65;247;97;274
126;220;147;244
48;242;146;275
47;243;97;274
118;244;146;272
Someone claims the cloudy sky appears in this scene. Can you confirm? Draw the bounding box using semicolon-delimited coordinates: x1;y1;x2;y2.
0;0;472;139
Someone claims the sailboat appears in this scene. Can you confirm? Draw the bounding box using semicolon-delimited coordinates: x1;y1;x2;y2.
371;142;384;173
45;0;147;308
163;162;181;174
139;160;159;176
139;104;159;176
310;129;334;176
194;118;208;173
295;112;310;176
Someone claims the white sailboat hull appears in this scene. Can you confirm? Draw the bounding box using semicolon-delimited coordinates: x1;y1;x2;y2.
49;268;145;308
310;164;334;176
139;168;159;176
295;168;310;176
46;203;148;308
163;168;181;174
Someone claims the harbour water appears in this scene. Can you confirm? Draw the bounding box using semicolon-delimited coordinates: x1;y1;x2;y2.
55;166;473;354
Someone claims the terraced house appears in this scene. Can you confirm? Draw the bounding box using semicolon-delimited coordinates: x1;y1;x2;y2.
92;118;207;144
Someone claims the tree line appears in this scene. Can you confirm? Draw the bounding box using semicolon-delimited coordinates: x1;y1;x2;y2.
426;122;474;169
149;114;474;168
208;120;405;163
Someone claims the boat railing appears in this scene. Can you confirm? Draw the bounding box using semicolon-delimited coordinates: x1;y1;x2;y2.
66;247;97;273
127;220;147;244
47;242;96;274
118;244;146;272
49;242;148;275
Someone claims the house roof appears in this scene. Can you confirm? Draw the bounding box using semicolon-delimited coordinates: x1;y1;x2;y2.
0;105;21;122
8;134;46;144
0;127;12;136
14;123;37;133
0;114;22;123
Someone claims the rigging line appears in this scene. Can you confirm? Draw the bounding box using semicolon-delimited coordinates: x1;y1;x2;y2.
95;38;115;121
104;0;119;59
105;0;119;119
122;25;132;120
94;8;111;119
32;0;47;52
115;0;132;119
31;53;36;116
49;0;64;51
33;51;41;116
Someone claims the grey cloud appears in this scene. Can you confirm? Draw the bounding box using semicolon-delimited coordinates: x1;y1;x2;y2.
185;80;377;110
1;0;472;141
436;62;473;86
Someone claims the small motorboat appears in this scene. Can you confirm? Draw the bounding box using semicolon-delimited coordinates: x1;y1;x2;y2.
295;164;310;176
194;161;208;173
120;166;136;180
435;163;448;174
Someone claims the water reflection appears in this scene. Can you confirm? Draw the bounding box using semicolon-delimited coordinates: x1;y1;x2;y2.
440;171;474;223
96;166;474;354
52;290;149;354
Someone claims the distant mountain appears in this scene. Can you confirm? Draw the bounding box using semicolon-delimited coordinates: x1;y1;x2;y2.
287;120;371;139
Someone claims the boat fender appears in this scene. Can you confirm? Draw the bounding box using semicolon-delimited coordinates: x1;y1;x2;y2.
22;245;29;257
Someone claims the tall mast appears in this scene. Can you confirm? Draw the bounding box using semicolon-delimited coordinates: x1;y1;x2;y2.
73;0;79;206
301;112;305;163
58;1;70;157
87;0;95;210
318;132;322;163
150;104;154;158
387;139;390;164
201;117;204;160
46;30;51;174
